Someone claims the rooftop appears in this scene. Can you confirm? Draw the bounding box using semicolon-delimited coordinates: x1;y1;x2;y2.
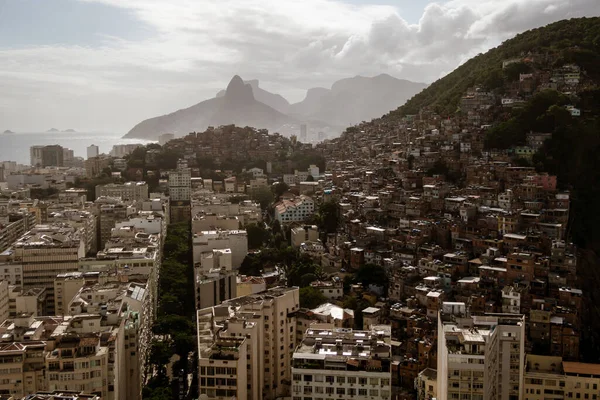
293;328;391;372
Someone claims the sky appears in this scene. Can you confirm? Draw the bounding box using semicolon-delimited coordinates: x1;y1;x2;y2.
0;0;598;133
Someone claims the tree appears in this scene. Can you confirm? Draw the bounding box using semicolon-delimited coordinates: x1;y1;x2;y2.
318;201;340;234
148;340;173;373
273;182;289;199
407;154;415;170
354;264;389;296
300;273;318;288
306;174;315;182
342;295;358;310
250;187;274;210
272;219;282;235
299;286;327;309
246;223;269;249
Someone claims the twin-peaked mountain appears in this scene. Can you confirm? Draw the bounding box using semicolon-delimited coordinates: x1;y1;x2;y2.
123;74;427;139
124;75;295;139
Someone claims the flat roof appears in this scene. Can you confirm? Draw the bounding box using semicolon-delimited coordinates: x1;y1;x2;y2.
563;362;600;376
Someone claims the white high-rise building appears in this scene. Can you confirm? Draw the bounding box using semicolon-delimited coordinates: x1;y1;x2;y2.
197;286;299;400
437;302;525;400
87;144;99;159
169;159;191;201
292;326;393;400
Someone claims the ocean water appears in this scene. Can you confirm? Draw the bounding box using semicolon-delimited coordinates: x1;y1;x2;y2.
0;131;155;165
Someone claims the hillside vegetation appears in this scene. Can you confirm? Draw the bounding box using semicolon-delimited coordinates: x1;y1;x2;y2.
390;17;600;118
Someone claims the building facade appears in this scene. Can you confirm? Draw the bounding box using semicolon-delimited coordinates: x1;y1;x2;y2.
197;287;300;400
437;302;525;400
292;327;393;400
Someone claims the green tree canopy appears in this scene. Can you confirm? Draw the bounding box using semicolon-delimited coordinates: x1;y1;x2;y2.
299;286;328;309
317;200;340;234
353;264;389;296
246;223;270;250
250;187;274;210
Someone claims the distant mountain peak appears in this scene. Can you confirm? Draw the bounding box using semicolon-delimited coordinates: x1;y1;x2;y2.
224;75;254;103
124;73;427;140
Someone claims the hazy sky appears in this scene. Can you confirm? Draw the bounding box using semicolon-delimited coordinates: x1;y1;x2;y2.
0;0;598;133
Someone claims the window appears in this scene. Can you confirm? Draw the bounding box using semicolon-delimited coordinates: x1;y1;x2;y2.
347;377;356;384
359;389;367;396
326;387;334;395
326;376;334;383
359;377;367;385
336;388;345;395
381;378;390;386
304;386;312;394
304;375;313;382
370;389;379;396
337;376;345;384
370;378;379;385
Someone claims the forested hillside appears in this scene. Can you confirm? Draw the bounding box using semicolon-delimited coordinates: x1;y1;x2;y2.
390;17;600;117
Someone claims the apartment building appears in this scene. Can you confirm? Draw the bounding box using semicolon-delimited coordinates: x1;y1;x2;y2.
95;182;149;201
191;199;262;225
168;159;191;201
416;368;438;400
309;280;343;301
0;279;8;322
114;212;165;236
109;144;143;158
192;214;240;232
197;286;300;400
291;225;319;248
41;145;65;167
85;155;112;178
437;302;525;400
9;286;46;317
95;198;131;250
0;277;152;400
47;210;97;255
192;230;248;268
30;145;44;167
291;327;393;400
274;195;315;224
236;276;267;297
11;224;86;315
524;354;600;400
63;280;153;400
54;272;102;316
15;390;101;399
46;330;109;397
0;339;47;398
0;275;152;400
0;210;36;253
86;144;99;159
194;269;237;310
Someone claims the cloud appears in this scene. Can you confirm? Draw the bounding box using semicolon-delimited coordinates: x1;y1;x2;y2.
0;0;598;132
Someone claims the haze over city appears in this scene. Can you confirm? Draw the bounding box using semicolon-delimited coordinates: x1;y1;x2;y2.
1;0;598;132
1;2;600;400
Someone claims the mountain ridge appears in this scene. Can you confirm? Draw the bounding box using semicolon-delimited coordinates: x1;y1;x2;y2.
124;75;297;139
124;74;426;140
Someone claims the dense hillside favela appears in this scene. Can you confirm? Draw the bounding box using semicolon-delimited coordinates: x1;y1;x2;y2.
0;15;600;400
